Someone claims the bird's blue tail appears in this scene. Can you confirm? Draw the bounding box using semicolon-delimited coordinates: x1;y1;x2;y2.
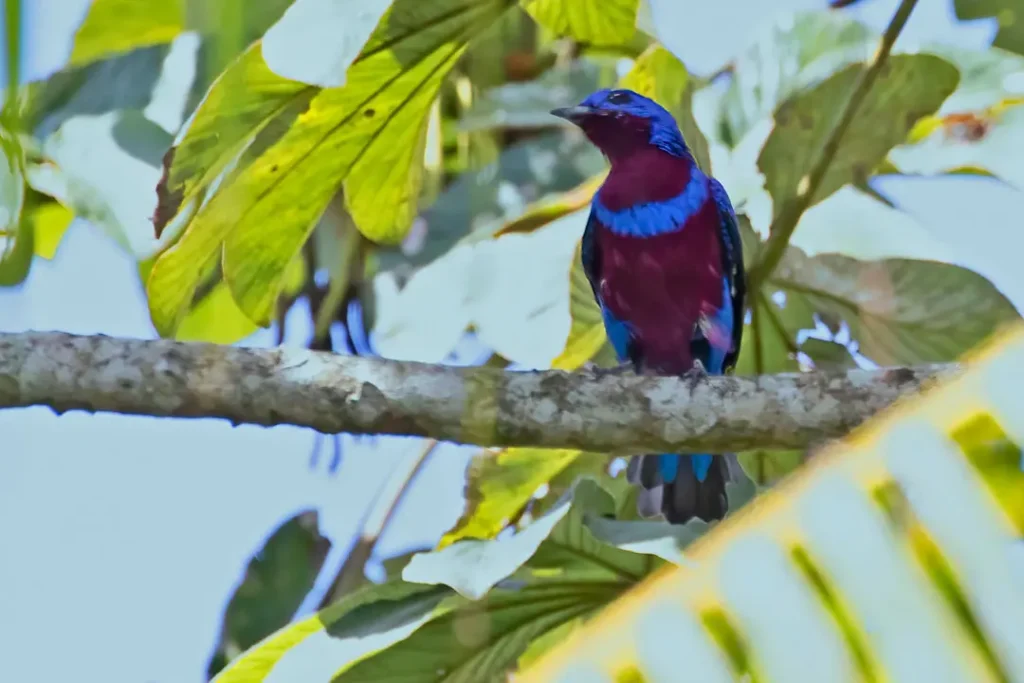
627;452;737;524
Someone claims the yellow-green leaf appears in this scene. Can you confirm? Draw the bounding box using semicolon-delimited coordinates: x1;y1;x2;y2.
524;0;641;46
69;0;185;67
441;448;585;546
152;44;314;237
759;54;960;213
30;200;75;260
149;0;515;333
175;281;261;344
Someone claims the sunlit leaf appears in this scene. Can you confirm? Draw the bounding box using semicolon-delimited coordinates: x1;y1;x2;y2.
149;0;515;333
152;44;313;237
212;581;457;683
759;54;960;213
206;510;331;678
29;198;75;260
441;448;585;546
176;281;261;343
524;0;640;46
69;0;185;67
262;0;395;88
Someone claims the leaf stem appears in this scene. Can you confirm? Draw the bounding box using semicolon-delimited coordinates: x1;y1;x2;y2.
317;439;439;609
747;0;919;291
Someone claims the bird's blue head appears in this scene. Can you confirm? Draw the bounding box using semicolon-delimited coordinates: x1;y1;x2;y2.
551;88;688;160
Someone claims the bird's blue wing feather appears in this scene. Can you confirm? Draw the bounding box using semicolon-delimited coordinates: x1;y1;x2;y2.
708;178;746;373
582;210;635;364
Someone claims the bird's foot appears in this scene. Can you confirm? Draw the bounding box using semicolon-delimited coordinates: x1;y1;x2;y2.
680;361;708;391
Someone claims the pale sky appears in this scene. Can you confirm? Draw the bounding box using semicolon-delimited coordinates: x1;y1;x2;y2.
0;1;1017;682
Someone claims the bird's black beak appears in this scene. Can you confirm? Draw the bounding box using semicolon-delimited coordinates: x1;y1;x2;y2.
550;105;600;124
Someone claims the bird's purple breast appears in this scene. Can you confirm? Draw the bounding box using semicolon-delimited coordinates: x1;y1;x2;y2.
596;199;724;374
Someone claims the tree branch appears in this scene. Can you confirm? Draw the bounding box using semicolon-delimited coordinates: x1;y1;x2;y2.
0;331;958;452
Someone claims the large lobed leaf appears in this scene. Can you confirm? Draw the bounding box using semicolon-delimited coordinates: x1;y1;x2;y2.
207;510;331;678
759;53;960;213
768;246;1020;367
213;479;666;683
69;0;185;67
523;0;641;47
148;0;517;333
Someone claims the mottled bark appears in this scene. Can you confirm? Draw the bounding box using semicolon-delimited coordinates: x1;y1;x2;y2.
0;331;957;452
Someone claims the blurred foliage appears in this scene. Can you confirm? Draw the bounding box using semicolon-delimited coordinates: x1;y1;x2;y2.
206;510;331;679
5;0;1024;679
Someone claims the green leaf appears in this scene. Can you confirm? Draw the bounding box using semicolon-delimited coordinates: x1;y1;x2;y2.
149;0;515;333
261;0;394;88
801;337;859;370
333;582;608;683
27;109;174;255
26;45;175;139
0;136;30;286
340;479;646;682
524;0;640;46
30;199;75;260
759;54;960;213
768;246;1020;365
207;510;332;678
151;44;314;237
717;11;876;147
212;581;457;683
175;281;262;343
441;448;585;545
954;0;1024;57
69;0;185;67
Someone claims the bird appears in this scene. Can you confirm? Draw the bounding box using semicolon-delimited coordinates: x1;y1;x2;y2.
551;88;746;524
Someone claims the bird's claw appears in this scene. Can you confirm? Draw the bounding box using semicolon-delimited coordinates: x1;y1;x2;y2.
680;361;708;390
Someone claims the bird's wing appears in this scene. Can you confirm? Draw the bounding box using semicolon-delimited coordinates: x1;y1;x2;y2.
581;210;636;364
708;177;746;373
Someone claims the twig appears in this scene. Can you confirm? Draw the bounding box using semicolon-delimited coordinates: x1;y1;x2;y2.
317;439;439;609
747;0;919;291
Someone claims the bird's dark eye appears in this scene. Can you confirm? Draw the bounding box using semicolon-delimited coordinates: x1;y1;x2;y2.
607;90;631;105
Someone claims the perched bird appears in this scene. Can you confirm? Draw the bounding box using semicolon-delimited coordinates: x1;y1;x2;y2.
551;88;746;524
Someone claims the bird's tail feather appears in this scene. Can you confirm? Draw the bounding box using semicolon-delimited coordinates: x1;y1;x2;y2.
626;453;739;524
